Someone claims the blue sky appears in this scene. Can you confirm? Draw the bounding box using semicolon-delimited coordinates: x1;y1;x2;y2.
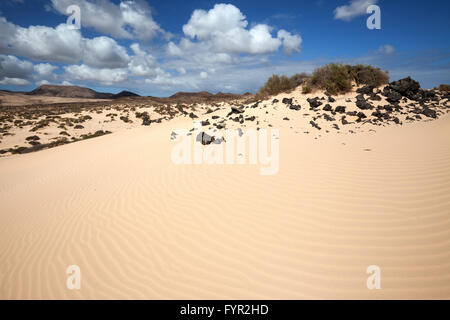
0;0;449;96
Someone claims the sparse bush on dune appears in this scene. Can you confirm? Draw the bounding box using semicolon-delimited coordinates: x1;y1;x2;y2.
255;63;390;98
255;73;311;100
346;64;390;87
309;63;353;95
289;72;310;88
437;84;450;92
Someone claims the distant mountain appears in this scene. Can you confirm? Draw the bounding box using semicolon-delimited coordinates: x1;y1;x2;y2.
27;85;140;100
1;85;248;106
113;90;140;99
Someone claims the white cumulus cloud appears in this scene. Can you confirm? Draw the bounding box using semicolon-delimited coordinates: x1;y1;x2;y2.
64;64;128;85
334;0;378;21
51;0;164;41
181;3;300;55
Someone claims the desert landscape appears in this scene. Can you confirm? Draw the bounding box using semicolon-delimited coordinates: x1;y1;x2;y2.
1;73;449;299
1;0;449;303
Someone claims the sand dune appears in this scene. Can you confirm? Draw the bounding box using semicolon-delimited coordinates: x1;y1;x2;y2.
1;95;449;299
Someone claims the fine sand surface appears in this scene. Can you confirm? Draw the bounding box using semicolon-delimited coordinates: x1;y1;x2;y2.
0;103;450;299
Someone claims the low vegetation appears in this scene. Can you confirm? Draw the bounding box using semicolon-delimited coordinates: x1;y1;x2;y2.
437;84;450;92
255;64;390;98
255;73;310;100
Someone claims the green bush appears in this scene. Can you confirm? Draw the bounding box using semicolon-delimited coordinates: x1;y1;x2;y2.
437;84;450;92
256;73;311;99
255;64;389;98
302;85;312;94
346;64;389;87
310;63;352;95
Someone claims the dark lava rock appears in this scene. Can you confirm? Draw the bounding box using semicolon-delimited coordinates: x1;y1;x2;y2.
283;117;290;121
328;96;336;103
201;120;210;126
382;105;393;112
307;97;323;109
357;85;374;95
272;99;279;104
189;112;198;119
368;93;382;101
385;90;402;103
25;135;40;141
227;106;245;117
357;112;367;119
422;107;437;118
323;104;333;112
332;124;340;130
347;111;358;117
212;115;220;120
356;99;374;110
335;106;346;114
282;98;293;105
388;77;421;99
289;104;301;111
142;115;151;126
323;114;335;122
371;111;388;119
120;116;130;123
245;116;256;121
310;121;321;130
74;125;84;129
196;132;215;145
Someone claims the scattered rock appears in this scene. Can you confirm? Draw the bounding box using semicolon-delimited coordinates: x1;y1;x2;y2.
388;77;421;100
227;106;245;117
357;85;374;95
357;112;367;119
323;104;333;112
142;114;151;126
25;135;40;141
385;90;402;103
310;121;321;130
282;98;293;105
335;106;346;114
307;97;323;109
196;132;215;145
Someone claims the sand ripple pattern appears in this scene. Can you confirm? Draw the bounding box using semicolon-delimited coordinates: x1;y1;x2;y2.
1;116;450;299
